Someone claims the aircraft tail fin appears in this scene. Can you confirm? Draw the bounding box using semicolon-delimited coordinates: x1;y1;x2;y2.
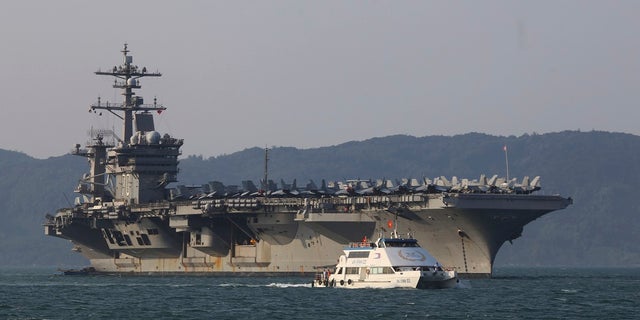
242;180;258;192
530;176;540;187
479;174;487;185
488;174;498;186
306;179;318;191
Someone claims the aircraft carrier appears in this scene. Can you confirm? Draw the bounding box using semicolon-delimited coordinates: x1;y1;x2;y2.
44;45;572;278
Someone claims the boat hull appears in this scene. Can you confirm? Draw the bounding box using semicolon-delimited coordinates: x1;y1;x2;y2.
417;271;458;289
45;193;571;277
324;271;458;289
45;47;572;278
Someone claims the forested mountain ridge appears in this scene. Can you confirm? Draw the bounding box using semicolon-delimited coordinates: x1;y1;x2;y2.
1;130;638;267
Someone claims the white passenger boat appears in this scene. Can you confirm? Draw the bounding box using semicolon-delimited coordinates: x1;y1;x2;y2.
313;234;458;289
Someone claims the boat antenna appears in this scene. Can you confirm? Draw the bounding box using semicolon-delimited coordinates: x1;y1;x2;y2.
392;211;399;239
91;43;164;145
503;145;510;181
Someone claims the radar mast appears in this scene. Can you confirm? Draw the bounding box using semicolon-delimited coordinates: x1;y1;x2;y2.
77;44;183;204
91;43;165;145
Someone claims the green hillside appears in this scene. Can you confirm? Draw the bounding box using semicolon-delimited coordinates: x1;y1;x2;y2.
1;131;638;267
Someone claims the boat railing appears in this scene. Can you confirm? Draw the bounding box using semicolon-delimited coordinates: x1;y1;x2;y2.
347;242;373;248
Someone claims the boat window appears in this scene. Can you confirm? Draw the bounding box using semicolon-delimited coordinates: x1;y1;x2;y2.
348;251;370;258
370;267;394;274
384;240;418;247
345;267;359;275
336;267;343;275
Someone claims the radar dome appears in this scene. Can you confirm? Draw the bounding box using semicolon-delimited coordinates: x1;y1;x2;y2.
146;131;161;144
130;132;140;145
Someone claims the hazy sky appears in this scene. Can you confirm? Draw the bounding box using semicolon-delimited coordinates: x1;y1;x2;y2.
1;1;639;159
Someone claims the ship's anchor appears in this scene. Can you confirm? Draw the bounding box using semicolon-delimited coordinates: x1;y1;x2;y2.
458;228;469;273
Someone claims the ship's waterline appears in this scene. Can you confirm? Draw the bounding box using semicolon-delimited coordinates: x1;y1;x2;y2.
44;45;571;277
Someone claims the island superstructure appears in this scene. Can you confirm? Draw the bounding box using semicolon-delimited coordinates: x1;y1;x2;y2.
44;45;572;277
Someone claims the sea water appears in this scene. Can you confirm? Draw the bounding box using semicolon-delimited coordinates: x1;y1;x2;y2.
0;267;638;319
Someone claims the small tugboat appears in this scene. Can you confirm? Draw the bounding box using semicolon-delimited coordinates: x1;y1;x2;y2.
314;232;458;289
59;267;97;276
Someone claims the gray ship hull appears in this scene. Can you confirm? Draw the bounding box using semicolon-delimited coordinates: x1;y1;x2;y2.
44;46;572;278
46;193;571;278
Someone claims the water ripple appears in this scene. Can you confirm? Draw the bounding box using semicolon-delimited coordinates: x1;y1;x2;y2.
0;267;638;319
